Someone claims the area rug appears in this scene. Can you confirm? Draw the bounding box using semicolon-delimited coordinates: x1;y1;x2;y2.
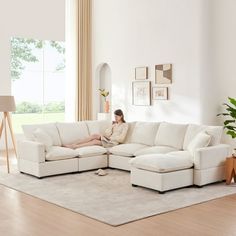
0;168;235;226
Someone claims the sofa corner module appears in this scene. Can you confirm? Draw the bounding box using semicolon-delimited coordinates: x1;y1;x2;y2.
17;140;46;163
193;144;230;186
193;144;230;170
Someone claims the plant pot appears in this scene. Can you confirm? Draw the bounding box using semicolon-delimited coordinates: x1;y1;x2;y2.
104;101;110;113
233;148;236;158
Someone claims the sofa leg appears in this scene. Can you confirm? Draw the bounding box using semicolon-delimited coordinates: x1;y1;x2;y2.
195;185;203;188
132;184;138;187
158;191;166;194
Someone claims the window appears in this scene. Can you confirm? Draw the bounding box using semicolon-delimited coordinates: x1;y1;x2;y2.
11;37;65;133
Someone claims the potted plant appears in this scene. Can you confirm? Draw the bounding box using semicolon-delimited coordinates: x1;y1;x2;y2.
217;97;236;156
99;89;110;113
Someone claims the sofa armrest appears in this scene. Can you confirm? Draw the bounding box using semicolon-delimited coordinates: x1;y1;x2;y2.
194;144;230;170
18;140;45;163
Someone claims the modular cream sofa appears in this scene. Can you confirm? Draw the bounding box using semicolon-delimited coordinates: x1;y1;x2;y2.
18;120;230;192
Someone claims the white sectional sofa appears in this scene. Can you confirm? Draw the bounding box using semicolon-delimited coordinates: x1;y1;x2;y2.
17;120;230;192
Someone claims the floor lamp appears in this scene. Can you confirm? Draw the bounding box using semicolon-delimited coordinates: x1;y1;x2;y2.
0;96;17;173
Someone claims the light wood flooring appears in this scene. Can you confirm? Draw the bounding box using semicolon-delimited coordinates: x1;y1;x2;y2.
0;153;236;236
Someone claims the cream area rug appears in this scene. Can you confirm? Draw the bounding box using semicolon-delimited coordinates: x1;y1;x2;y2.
0;168;236;226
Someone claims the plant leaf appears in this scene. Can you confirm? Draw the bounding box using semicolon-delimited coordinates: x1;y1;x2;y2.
226;130;236;138
229;97;236;107
224;120;236;126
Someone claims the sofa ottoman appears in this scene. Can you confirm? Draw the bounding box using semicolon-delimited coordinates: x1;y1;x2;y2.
130;153;194;193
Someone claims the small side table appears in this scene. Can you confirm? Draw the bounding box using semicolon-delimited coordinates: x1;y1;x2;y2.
225;156;236;184
97;113;111;121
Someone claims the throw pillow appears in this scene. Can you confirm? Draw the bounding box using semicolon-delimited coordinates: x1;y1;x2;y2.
187;131;211;155
33;128;53;151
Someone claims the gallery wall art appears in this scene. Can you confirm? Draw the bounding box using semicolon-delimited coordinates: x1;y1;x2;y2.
132;81;151;106
155;64;172;84
152;87;168;100
135;67;148;80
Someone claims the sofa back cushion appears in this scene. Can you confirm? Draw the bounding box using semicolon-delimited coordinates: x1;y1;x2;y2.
124;122;136;143
56;122;89;146
183;124;223;150
155;122;188;149
22;123;61;146
85;120;111;136
130;122;160;146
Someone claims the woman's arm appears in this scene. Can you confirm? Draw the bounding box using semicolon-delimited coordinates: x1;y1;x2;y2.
110;123;129;143
104;124;113;138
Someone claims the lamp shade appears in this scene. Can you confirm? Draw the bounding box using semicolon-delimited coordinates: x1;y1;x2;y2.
0;96;16;112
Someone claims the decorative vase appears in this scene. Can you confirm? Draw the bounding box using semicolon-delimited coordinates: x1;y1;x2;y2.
104;101;109;113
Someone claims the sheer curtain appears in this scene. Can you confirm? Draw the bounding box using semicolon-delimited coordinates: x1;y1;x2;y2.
65;0;92;121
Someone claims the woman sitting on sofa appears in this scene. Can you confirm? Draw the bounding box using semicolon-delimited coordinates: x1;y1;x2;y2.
64;109;128;149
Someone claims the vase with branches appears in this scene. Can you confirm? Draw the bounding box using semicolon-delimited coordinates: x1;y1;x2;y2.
99;89;110;113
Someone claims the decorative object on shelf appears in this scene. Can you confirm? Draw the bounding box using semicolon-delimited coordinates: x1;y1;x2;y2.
155;64;172;84
99;89;110;113
0;96;17;173
132;81;151;106
97;112;111;121
135;66;148;80
152;87;168;100
104;101;110;113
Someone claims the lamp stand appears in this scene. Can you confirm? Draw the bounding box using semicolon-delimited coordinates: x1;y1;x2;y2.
0;112;17;173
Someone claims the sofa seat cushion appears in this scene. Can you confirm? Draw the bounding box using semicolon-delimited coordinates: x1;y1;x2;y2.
74;145;107;158
155;122;188;150
46;146;77;161
130;153;193;173
134;146;177;156
109;143;147;157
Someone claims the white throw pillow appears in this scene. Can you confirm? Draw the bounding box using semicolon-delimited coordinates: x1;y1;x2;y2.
187;132;211;155
22;123;61;146
33;128;53;151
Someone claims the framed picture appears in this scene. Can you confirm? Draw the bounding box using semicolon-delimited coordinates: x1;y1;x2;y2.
155;64;172;84
152;87;168;100
135;67;148;80
132;81;151;106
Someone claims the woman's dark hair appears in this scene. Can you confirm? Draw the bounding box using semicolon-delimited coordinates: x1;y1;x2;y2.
114;109;126;123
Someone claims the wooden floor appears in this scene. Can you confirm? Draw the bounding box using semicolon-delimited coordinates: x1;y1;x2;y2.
0;154;236;236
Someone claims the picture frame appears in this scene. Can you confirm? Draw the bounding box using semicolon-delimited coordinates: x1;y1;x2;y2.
152;87;168;100
155;64;172;84
132;81;151;106
135;67;148;80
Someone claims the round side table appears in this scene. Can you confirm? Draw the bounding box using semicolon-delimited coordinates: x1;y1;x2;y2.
225;156;236;185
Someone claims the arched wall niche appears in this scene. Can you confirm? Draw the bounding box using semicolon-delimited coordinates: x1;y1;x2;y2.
95;63;112;113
